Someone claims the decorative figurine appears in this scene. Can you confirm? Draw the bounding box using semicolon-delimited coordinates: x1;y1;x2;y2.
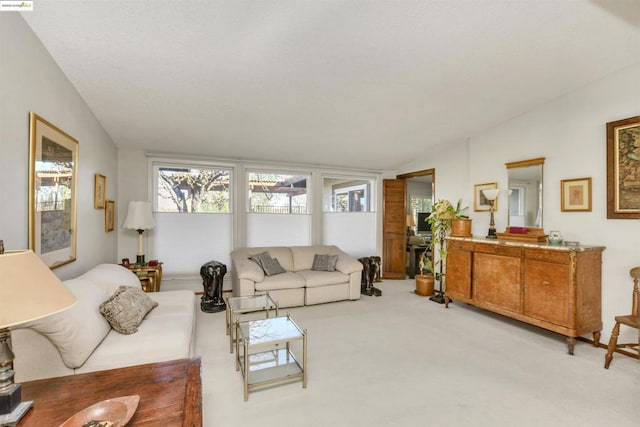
200;260;227;313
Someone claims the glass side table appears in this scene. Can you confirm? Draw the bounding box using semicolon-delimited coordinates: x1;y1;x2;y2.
226;293;279;353
235;314;307;401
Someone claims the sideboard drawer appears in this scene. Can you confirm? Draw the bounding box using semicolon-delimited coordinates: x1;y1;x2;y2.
524;249;571;264
474;243;521;257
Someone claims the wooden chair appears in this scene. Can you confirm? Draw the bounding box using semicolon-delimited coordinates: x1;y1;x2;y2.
604;266;640;368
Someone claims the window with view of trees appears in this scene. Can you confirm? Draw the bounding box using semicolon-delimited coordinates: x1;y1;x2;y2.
154;165;231;213
247;172;309;214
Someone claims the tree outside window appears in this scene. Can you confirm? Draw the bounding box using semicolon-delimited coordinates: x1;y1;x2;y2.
156;166;230;213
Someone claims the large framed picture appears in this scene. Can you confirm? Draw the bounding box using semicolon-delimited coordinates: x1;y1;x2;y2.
607;115;640;219
94;173;106;209
561;177;592;212
105;200;115;232
29;113;78;269
474;182;498;212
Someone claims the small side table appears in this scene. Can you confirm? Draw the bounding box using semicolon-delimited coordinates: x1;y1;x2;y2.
124;262;163;292
226;293;278;353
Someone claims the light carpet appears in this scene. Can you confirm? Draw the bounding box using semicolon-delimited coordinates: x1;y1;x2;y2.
194;280;639;427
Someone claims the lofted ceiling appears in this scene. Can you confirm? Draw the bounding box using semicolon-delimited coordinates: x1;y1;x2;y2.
21;0;640;171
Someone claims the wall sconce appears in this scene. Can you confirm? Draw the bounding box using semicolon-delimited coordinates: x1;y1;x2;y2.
482;189;500;239
122;201;156;264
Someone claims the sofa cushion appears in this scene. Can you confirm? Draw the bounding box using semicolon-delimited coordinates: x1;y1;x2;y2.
254;272;306;292
311;254;338;272
298;270;350;288
99;286;158;335
20;278;111;369
77;290;195;374
76;263;142;295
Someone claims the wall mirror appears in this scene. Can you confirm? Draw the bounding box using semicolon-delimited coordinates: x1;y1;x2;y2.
497;157;546;242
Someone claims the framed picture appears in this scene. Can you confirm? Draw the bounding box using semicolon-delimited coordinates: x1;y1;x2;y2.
94;173;106;209
474;182;498;212
561;177;592;212
29;113;78;269
607;116;640;218
105;200;115;232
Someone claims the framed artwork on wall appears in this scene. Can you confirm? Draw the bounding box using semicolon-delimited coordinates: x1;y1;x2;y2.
105;200;115;232
474;182;497;212
29;112;78;269
561;177;592;212
607;115;640;219
94;173;106;209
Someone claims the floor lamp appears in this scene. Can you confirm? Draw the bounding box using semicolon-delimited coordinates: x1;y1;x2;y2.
0;250;76;425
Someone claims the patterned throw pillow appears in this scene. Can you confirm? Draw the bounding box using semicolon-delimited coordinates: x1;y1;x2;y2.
99;286;158;334
312;254;339;272
249;251;285;276
261;256;286;276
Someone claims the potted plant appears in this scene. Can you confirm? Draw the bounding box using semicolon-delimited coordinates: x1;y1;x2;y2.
415;251;434;296
450;199;471;237
425;199;468;303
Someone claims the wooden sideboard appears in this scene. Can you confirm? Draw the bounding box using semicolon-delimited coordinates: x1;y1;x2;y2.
445;237;604;354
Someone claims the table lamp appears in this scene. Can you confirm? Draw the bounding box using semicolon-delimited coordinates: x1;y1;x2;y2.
0;250;77;425
406;214;416;235
122;201;156;264
482;189;500;239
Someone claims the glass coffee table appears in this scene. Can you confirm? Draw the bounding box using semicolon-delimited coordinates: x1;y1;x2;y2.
235;314;307;401
226;293;279;353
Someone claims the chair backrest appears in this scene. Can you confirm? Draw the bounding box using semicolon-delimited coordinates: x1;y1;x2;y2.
630;266;639;317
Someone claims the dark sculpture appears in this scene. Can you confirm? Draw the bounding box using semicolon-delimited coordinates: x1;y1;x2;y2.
200;260;227;313
358;257;382;297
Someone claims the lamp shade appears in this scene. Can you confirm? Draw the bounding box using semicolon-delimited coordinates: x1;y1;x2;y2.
0;250;76;329
482;189;500;201
406;214;416;227
122;201;156;231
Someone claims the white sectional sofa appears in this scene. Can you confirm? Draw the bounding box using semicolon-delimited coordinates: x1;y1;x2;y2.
230;245;363;308
12;264;196;382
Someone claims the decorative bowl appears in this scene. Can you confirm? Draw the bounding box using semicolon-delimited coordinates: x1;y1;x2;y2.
59;395;139;427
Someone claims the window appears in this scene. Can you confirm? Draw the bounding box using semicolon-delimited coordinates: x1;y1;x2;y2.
154;164;231;213
323;177;374;212
247;172;309;214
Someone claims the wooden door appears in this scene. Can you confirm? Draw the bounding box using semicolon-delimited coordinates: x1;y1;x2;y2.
382;179;406;279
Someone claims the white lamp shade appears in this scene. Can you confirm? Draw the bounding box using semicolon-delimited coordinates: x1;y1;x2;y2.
482;189;500;201
0;250;77;329
122;201;156;230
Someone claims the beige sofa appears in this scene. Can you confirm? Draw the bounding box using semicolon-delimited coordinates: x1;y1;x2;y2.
230;245;363;308
12;264;196;382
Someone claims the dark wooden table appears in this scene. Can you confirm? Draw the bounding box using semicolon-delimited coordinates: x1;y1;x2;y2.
19;358;202;426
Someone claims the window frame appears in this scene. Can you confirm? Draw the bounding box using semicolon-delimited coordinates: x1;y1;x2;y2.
150;159;234;214
246;169;311;215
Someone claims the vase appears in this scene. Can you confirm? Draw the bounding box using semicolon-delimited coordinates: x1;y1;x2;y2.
415;275;434;296
451;218;472;237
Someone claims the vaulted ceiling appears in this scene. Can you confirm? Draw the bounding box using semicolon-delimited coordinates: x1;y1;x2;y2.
22;1;640;171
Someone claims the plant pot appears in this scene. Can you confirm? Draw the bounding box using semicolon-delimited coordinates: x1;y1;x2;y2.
451;218;472;237
415;275;434;296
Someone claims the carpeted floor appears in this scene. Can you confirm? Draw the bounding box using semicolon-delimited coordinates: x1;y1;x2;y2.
194;280;639;427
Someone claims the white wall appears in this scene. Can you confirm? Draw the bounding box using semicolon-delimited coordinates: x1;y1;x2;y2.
397;63;640;343
0;14;118;279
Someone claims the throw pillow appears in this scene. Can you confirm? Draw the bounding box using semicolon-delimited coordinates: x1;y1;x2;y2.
249;251;272;269
311;254;339;272
100;286;158;335
261;256;286;276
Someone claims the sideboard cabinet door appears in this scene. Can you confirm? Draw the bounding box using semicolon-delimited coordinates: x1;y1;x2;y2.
472;243;523;314
446;240;473;301
523;252;571;327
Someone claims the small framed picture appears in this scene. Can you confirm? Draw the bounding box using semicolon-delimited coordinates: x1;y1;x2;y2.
561;177;592;212
474;182;498;212
105;200;115;232
94;174;106;209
